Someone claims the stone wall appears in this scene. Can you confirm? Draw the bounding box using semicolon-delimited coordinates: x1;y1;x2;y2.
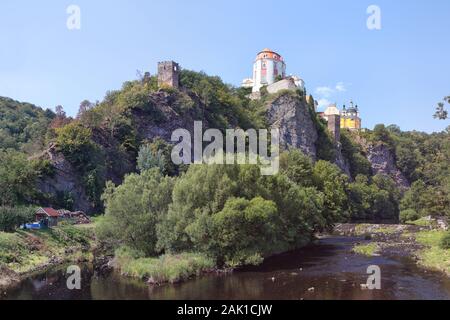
266;79;298;95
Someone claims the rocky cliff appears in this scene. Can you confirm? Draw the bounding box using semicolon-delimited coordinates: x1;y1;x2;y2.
37;144;92;213
335;147;352;177
37;91;211;213
266;92;318;159
366;143;410;189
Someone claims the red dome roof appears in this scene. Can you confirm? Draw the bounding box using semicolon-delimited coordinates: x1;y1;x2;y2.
256;49;283;61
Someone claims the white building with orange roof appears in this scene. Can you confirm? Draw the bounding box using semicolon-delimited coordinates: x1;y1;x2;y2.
242;49;304;94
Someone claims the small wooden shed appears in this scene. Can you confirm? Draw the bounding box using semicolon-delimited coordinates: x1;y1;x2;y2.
35;207;60;227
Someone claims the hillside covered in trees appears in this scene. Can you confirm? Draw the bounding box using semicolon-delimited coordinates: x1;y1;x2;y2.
1;69;449;270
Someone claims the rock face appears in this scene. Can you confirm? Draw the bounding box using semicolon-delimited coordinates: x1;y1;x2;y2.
36;91;212;213
266;93;318;159
132;91;207;142
335;147;352;177
37;144;92;213
367;144;410;189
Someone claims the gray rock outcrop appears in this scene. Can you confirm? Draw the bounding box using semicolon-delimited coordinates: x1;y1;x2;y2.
367;143;410;189
36;144;92;213
266;93;318;159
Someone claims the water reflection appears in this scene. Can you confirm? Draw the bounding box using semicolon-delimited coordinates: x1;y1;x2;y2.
3;237;450;300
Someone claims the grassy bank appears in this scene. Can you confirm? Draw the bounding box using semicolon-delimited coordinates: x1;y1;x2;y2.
352;243;379;256
0;223;97;288
114;246;215;284
414;230;450;275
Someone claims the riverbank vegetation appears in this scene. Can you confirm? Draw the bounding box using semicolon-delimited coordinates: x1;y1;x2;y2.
114;246;214;284
0;224;96;284
352;243;379;256
415;230;450;275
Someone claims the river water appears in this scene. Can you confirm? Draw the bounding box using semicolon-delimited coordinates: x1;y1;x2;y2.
3;236;450;300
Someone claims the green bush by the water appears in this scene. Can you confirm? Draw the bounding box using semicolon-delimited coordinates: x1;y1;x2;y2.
114;246;214;283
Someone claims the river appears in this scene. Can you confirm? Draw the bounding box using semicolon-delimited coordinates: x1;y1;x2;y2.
2;236;450;300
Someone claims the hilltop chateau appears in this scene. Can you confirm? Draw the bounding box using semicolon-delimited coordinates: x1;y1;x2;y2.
240;49;362;131
157;49;362;138
241;48;305;96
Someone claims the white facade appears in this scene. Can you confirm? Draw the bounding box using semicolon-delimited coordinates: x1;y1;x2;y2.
324;104;340;116
241;78;254;88
252;52;286;92
243;49;305;94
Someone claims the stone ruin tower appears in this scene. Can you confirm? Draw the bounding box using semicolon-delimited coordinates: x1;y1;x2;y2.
323;104;341;143
327;114;341;143
158;61;180;89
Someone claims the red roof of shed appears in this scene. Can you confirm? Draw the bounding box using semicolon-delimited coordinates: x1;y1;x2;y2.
41;208;60;217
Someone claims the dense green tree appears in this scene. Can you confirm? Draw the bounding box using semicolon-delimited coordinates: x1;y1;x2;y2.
400;180;449;218
98;169;175;255
0;206;35;232
0;150;43;206
0;97;54;152
340;130;372;178
372;124;396;151
193;197;279;266
312;161;349;224
279;150;314;187
155;160;328;266
56;122;95;167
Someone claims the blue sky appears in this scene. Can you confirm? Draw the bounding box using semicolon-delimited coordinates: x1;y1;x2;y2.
1;0;449;133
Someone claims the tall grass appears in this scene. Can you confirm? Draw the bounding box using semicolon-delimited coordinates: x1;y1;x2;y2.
115;246;215;283
415;230;450;275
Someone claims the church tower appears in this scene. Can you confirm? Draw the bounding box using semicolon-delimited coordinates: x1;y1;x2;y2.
341;100;362;130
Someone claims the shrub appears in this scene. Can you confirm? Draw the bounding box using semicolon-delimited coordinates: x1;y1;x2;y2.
400;209;419;223
56;123;94;167
115;247;214;283
0;206;35;232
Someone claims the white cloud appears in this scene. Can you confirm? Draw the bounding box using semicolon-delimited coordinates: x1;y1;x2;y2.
315;82;347;98
317;98;331;109
335;82;346;92
315;86;334;97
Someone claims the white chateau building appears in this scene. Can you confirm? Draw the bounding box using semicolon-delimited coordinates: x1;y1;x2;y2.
242;48;305;94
